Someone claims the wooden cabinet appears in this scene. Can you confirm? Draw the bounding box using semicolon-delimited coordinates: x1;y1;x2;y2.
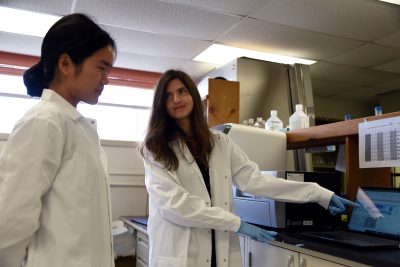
202;78;240;127
286;111;399;200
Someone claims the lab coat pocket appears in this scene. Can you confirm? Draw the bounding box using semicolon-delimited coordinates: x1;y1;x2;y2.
157;256;193;267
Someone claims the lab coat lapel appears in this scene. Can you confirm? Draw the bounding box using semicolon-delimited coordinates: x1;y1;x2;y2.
176;140;210;199
180;142;203;182
81;118;108;176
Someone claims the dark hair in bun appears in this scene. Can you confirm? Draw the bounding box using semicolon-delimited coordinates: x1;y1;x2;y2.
23;13;116;97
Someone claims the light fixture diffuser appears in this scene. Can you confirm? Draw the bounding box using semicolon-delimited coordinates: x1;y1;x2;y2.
194;44;316;66
0;7;60;38
377;0;400;5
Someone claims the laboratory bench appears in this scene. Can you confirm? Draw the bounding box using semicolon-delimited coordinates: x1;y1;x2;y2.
269;231;400;267
120;216;149;267
120;216;399;267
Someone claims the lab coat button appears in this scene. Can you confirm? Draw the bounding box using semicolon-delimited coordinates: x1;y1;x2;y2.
206;259;210;262
224;230;228;233
208;230;211;234
206;202;210;205
224;175;227;179
224;259;227;262
224;202;228;205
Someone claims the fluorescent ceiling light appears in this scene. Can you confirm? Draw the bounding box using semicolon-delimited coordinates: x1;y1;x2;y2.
0;7;60;37
194;44;316;65
377;0;400;5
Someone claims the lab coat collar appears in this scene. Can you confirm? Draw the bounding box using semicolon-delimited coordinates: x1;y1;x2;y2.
41;89;82;121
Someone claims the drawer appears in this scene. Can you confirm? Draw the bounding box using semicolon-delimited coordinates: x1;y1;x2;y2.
136;256;148;267
137;232;149;264
137;231;148;244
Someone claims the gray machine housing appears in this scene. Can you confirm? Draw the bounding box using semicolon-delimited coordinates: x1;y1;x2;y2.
234;170;342;230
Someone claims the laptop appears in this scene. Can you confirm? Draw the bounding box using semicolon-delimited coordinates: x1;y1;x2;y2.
301;187;400;249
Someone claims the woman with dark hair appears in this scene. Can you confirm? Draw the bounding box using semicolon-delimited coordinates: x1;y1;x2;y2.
140;69;357;267
0;13;116;267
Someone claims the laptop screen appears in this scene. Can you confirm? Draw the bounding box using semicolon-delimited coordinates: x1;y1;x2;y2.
348;187;400;239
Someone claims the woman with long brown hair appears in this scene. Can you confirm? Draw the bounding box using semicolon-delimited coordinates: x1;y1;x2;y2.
140;69;356;267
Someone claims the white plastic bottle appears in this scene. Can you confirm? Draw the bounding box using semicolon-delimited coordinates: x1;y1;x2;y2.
265;110;283;131
289;104;309;131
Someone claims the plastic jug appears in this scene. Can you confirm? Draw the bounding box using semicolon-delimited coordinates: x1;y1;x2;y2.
265;110;283;131
289;104;309;131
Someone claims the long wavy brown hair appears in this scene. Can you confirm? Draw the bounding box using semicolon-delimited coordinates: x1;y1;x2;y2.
140;69;213;171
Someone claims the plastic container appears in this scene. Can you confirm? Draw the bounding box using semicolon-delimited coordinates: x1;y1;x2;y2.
265;110;283;131
242;120;248;126
253;117;264;128
289;104;309;131
344;114;352;121
248;118;254;127
374;106;382;116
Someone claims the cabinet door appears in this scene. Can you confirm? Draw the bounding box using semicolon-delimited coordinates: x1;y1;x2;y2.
136;257;148;267
249;240;299;267
299;254;347;267
239;234;246;267
136;231;149;265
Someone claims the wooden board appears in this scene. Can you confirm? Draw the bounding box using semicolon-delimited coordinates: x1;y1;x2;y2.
206;79;240;127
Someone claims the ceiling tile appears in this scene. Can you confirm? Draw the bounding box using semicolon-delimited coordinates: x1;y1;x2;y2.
74;0;242;40
0;0;73;15
179;60;218;81
218;18;361;60
310;62;400;86
311;79;360;97
375;31;400;48
160;0;269;16
114;51;186;73
249;0;400;41
103;25;212;59
328;43;400;67
372;58;400;74
372;78;400;91
0;32;42;57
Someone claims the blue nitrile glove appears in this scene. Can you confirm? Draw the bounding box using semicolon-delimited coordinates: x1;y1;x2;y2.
328;194;359;215
236;221;277;242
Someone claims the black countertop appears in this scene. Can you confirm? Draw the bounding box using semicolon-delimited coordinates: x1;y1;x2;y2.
275;232;400;267
121;216;399;266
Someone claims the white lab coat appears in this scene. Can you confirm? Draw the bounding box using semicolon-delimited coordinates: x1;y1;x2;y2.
144;130;333;267
0;90;114;267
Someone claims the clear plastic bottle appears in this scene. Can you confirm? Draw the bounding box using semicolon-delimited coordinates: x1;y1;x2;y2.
265;110;283;131
253;117;264;128
242;120;248;126
374;106;383;116
248;118;254;127
289;104;309;131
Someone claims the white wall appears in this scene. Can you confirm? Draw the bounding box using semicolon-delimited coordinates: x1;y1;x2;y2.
0;134;148;221
379;90;400;114
314;96;374;121
102;140;148;220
